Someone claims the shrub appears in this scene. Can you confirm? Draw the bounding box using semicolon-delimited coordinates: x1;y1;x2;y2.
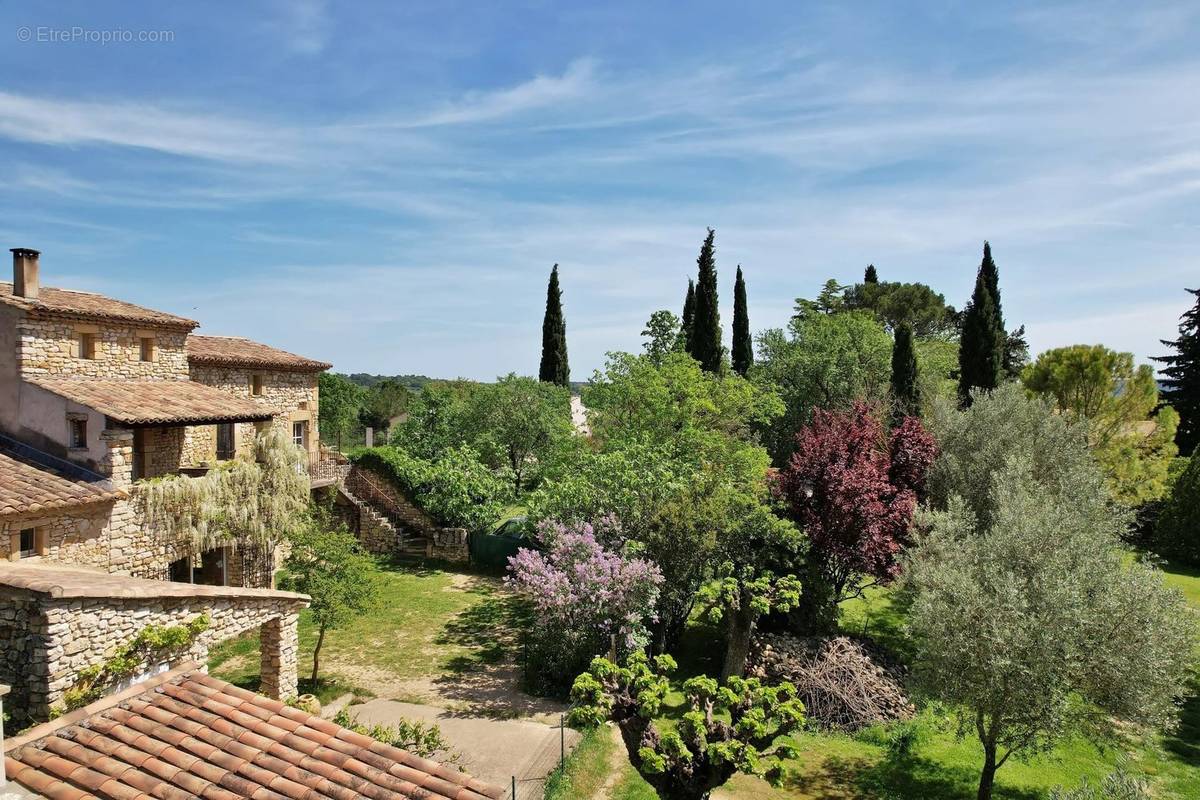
1156;454;1199;563
332;707;461;766
351;445;506;531
507;518;662;696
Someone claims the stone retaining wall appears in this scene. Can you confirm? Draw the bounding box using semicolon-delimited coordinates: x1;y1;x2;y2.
0;589;303;720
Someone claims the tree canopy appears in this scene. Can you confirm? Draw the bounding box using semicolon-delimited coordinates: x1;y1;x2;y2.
1022;344;1179;505
642;309;682;366
1154;287;1200;455
753;309;892;464
318;372;365;449
907;459;1196;800
844;279;957;337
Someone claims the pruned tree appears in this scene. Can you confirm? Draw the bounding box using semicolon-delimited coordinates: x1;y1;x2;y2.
539;264;570;387
569;652;806;800
697;496;803;680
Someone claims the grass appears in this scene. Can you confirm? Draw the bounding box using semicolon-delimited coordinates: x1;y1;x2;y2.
543;726;619;800
599;560;1200;800
208;558;522;698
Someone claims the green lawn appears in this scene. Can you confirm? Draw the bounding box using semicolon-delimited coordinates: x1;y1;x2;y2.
209;559;524;700
599;561;1200;800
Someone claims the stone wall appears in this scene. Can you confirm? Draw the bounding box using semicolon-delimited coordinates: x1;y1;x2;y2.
16;316;189;380
188;364;319;463
0;589;304;720
138;425;185;479
1;503;115;569
429;528;469;563
346;465;440;537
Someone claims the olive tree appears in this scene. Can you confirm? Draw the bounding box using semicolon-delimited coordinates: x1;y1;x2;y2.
905;459;1196;800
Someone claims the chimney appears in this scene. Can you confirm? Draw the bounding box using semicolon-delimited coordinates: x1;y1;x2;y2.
11;248;40;300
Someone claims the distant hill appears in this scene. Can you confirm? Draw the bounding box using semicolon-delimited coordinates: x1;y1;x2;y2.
344;373;437;392
341;373;591;394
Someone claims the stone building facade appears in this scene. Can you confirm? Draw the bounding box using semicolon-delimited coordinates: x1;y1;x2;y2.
0;247;331;590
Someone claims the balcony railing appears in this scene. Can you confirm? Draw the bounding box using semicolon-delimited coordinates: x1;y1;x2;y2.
308;446;350;485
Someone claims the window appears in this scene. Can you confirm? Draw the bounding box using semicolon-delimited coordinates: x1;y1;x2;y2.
292;421;306;448
216;423;235;461
18;528;35;558
139;336;155;362
69;418;87;449
77;332;96;360
132;428;146;481
251;375;264;396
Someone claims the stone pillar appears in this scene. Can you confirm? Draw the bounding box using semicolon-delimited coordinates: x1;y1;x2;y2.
259;613;299;700
100;428;134;489
0;682;9;786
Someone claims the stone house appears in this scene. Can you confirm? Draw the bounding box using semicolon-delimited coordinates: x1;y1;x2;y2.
0;247;332;589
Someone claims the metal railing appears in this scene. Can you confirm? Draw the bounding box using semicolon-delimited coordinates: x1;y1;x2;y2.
343;467;418;548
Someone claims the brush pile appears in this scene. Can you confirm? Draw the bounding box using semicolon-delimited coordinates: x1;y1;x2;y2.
747;634;914;731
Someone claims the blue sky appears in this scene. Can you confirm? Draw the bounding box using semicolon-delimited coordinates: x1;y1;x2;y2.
0;1;1197;380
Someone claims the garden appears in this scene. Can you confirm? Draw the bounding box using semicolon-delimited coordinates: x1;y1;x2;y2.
300;237;1200;800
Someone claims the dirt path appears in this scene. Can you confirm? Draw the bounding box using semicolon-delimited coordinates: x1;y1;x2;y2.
330;571;567;723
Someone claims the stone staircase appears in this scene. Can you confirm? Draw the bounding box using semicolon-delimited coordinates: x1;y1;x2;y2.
337;470;431;562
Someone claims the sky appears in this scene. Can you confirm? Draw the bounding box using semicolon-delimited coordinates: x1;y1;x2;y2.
0;1;1197;380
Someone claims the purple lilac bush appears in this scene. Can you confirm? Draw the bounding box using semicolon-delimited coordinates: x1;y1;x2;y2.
506;518;662;695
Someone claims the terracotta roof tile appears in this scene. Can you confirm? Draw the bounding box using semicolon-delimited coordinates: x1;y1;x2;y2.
187;336;330;373
28;378;276;426
0;450;123;518
5;665;503;800
0;282;198;330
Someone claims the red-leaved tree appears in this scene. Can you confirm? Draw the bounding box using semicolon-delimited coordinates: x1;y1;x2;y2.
775;402;936;633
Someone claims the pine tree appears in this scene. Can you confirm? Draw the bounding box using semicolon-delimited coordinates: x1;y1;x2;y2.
689;228;723;373
891;322;920;418
731;265;753;376
1154;287;1200;455
864;264;879;284
538;264;570;387
958;271;1003;406
679;279;696;353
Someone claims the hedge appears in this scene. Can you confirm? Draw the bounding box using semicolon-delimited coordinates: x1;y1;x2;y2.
351;445;506;531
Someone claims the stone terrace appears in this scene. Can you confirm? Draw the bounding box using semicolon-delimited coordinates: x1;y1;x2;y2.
0;562;308;720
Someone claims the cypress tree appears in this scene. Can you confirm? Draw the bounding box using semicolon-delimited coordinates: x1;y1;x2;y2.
732;265;752;376
957;271;1002;406
864;264;879;284
538;264;570;387
979;241;1003;329
1154;287;1200;455
679;279;696;352
891;322;921;418
689;228;723;373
